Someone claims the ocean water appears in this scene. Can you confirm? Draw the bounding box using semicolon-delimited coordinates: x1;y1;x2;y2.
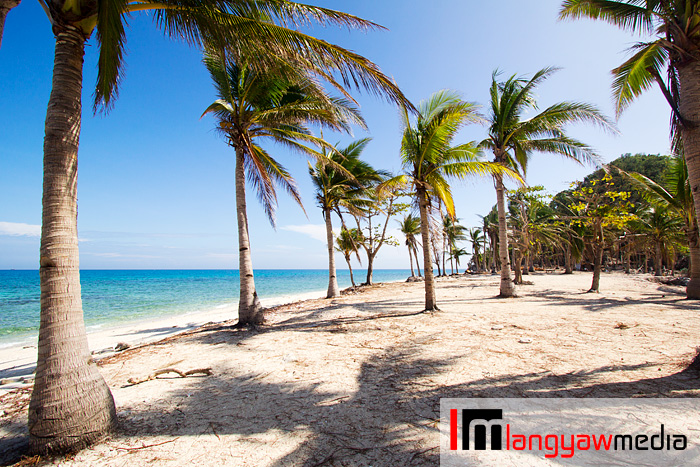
0;269;410;346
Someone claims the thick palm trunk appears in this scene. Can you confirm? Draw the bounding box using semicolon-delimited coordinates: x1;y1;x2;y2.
407;245;415;277
686;225;700;298
564;241;573;274
324;207;339;298
0;0;19;49
235;147;263;325
495;173;516;297
418;188;438;310
29;28;116;455
678;61;700;297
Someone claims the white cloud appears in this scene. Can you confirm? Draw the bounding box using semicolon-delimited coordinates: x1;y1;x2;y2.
0;221;40;237
281;224;328;242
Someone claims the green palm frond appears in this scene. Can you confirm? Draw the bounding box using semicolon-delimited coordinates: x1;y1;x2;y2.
88;0;413;112
611;40;668;116
94;0;129;112
559;0;655;33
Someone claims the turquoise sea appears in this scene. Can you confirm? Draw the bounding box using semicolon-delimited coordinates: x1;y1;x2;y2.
0;269;410;347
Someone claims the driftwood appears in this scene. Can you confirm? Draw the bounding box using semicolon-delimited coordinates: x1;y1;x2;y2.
126;368;212;386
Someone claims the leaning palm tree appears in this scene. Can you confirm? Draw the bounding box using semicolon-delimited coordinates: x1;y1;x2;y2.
560;2;700;279
383;90;515;311
310;138;383;298
480;67;614;297
203;48;366;320
399;214;422;277
29;0;412;454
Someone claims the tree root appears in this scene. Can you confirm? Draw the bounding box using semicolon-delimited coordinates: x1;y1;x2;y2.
125;368;212;386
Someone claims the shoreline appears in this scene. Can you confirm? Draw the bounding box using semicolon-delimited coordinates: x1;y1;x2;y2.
0;287;332;394
0;274;411;394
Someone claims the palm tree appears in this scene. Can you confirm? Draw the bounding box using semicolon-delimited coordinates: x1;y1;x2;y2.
631;205;685;276
560;1;700;291
399;214;422;277
310;138;383;297
468;227;485;272
384;90;513;311
29;1;411;454
204;49;367;318
443;216;467;274
480;67;613;297
336;227;363;287
450;246;468;274
625;157;700;295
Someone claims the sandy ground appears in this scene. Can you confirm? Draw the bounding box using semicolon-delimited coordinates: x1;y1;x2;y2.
1;271;699;466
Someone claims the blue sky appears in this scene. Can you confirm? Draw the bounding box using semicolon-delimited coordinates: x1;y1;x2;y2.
0;0;671;270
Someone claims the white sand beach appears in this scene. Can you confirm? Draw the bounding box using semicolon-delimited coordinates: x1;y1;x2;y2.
1;271;699;466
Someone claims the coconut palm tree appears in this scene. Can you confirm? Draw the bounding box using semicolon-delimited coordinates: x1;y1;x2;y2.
630;205;685;276
29;1;411;454
559;2;700;271
480;67;614;297
450;246;468;274
336;227;363;287
625;157;700;295
443;216;467;274
310;138;384;297
399;214;422;277
204;49;368;318
383;90;515;311
468;227;485;272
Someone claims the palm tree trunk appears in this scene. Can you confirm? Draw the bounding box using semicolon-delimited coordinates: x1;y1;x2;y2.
495;173;516;297
407;245;415;277
418;188;438;311
0;0;19;49
654;241;663;276
413;247;422;277
29;28;116;455
235;146;263;325
491;234;497;272
344;254;356;288
678;61;700;295
324;207;340;297
564;241;573;274
686;224;700;298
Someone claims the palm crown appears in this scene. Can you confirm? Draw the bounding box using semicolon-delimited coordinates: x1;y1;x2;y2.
202;48;365;225
481;67;613;174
